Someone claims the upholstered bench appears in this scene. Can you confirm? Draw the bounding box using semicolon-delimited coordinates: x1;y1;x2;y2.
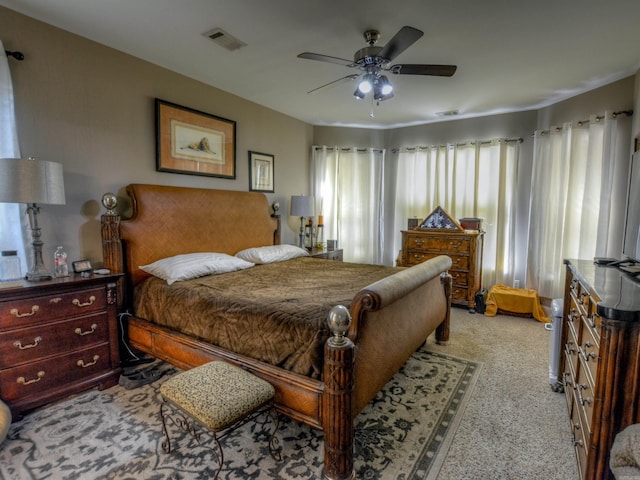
159;361;280;479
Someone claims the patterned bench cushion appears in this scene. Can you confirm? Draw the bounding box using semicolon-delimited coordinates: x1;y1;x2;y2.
160;361;275;431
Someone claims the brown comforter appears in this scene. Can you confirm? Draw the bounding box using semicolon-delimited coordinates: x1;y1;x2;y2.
134;257;401;379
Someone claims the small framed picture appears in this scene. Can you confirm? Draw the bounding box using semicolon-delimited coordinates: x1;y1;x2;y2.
72;259;93;273
249;151;274;193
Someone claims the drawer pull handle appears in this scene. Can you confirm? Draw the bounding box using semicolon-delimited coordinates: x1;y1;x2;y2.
452;258;462;264
77;355;99;368
449;241;462;248
50;297;62;304
13;336;42;350
10;305;40;317
412;254;425;261
17;371;45;385
414;240;425;246
72;296;96;307
75;324;98;336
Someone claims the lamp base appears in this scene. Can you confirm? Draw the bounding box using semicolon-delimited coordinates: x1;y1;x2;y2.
25;203;54;281
26;271;53;282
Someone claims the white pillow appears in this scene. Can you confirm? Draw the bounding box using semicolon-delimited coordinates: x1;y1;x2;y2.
235;244;309;264
140;252;254;285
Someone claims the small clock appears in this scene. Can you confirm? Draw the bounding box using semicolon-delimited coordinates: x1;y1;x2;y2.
72;259;93;273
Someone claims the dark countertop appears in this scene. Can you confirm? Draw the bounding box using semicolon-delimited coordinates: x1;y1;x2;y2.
565;259;640;322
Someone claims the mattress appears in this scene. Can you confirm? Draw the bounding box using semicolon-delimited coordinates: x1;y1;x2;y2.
134;257;400;378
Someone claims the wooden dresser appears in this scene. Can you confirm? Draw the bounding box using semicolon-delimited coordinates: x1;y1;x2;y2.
0;273;122;419
399;229;484;311
560;259;640;480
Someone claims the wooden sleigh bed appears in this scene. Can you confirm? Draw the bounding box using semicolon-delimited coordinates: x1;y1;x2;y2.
100;183;452;480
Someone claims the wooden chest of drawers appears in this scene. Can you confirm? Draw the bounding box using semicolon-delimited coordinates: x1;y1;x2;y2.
561;260;640;480
399;229;484;310
0;274;122;419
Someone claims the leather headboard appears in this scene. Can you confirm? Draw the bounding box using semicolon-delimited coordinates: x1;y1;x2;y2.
120;184;278;286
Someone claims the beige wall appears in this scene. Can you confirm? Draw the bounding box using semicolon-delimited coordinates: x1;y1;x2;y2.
0;6;313;268
2;6;637;279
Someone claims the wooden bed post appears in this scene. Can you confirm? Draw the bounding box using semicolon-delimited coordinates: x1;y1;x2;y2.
322;306;356;480
100;193;123;273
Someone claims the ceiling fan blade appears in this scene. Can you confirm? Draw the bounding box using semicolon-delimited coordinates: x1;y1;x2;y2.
377;26;424;62
298;52;355;67
389;64;457;77
306;74;360;94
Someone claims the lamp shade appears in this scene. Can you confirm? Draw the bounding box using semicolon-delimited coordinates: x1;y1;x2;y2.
0;157;65;205
290;195;314;217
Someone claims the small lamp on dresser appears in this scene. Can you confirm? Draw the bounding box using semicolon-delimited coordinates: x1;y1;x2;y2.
290;195;315;249
0;157;66;281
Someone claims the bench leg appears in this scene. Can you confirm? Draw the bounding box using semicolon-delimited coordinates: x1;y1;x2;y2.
159;398;224;479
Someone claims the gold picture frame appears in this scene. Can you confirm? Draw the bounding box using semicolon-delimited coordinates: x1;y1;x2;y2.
249;151;274;193
155;99;236;178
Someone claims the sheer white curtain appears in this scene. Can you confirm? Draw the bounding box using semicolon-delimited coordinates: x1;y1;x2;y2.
392;139;520;287
527;113;631;299
312;146;385;264
0;41;28;274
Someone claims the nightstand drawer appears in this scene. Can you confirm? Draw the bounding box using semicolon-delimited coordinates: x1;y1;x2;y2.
0;343;112;402
0;286;106;328
0;312;109;368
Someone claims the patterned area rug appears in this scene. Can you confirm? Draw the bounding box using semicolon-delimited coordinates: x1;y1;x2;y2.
0;349;480;480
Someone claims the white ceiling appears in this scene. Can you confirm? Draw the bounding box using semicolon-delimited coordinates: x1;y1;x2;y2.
2;0;640;128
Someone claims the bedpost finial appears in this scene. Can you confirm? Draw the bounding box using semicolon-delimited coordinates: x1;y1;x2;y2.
102;193;118;215
327;305;351;347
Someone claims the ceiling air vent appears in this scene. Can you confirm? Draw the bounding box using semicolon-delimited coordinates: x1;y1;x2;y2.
203;28;247;51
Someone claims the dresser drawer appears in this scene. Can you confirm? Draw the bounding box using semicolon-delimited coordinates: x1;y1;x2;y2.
569;388;588;480
580;317;599;387
0;287;106;329
0;312;109;368
576;355;595;434
451;286;469;302
0;343;112;402
406;235;471;253
449;270;469;286
405;251;470;270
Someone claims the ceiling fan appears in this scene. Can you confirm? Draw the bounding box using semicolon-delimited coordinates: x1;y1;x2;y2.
298;26;457;103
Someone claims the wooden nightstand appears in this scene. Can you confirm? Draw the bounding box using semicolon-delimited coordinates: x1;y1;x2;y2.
309;248;343;261
0;273;122;419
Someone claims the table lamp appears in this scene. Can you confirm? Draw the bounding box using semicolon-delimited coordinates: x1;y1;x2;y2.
0;157;66;280
290;195;314;249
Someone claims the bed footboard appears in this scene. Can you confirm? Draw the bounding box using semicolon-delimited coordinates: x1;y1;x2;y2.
322;256;452;479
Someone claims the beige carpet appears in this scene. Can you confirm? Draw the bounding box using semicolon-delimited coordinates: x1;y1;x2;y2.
427;307;578;480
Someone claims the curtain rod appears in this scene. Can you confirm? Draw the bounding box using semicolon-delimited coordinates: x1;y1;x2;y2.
312;146;385;154
535;109;633;136
5;50;24;61
391;137;523;154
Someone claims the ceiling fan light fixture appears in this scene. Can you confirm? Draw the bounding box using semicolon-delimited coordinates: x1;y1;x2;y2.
358;73;375;94
353;88;365;100
378;75;393;95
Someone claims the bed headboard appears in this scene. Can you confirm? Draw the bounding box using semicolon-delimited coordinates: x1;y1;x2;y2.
102;184;280;286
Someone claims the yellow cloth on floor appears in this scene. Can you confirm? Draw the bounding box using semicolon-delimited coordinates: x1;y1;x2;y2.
484;284;550;323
